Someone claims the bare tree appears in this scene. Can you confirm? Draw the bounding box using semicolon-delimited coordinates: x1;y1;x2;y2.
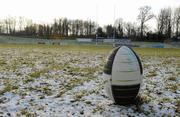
105;25;114;38
18;17;24;32
174;7;180;37
79;20;84;36
0;20;4;34
58;19;62;35
157;8;172;38
124;22;139;39
138;6;154;38
52;19;59;35
114;18;124;37
124;22;133;37
157;9;166;35
11;17;16;34
5;19;9;34
84;21;89;36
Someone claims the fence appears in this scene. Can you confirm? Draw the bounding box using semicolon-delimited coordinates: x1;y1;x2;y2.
0;36;179;48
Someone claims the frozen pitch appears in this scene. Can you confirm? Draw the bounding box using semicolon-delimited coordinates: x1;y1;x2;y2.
0;44;179;117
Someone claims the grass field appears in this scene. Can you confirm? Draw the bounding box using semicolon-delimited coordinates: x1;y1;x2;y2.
0;44;179;116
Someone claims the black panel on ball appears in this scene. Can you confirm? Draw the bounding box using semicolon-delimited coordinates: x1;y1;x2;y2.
103;47;120;75
111;84;140;105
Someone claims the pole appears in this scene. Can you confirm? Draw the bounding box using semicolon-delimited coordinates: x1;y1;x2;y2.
96;4;98;45
113;4;116;47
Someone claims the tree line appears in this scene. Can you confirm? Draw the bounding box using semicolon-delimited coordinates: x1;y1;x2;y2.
0;6;180;42
0;17;97;39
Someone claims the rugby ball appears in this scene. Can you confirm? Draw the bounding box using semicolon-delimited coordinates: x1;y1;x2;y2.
104;46;143;105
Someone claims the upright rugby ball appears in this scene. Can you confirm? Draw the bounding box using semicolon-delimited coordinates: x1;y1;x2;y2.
104;46;143;105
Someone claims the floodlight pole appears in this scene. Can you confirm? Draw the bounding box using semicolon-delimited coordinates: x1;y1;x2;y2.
96;34;98;45
113;4;116;47
96;4;98;46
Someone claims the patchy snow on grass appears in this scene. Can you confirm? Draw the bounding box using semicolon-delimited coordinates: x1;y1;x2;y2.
0;45;179;117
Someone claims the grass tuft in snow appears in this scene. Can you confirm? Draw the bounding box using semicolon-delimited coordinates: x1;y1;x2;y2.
0;83;18;95
168;76;177;81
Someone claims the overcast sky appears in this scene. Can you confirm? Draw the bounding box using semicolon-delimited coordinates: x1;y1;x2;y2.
0;0;179;29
